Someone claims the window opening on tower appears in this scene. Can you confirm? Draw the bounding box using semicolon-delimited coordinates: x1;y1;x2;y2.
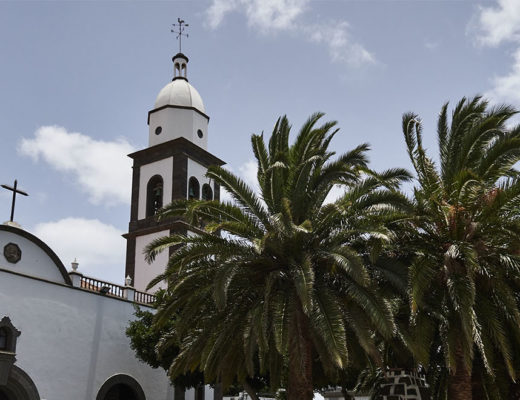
146;175;164;217
201;184;213;200
188;177;200;200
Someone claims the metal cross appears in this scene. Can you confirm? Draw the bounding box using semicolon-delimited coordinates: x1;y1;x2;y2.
1;180;28;222
171;18;189;53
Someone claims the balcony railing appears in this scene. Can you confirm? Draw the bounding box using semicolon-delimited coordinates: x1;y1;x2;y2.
135;290;157;305
81;276;124;298
76;275;156;305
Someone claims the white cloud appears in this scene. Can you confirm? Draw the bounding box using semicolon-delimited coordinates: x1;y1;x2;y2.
31;218;126;284
305;22;376;67
219;159;259;203
205;0;375;68
476;0;520;47
244;0;308;32
206;0;242;29
19;126;134;206
238;159;260;192
206;0;308;32
487;47;520;104
473;0;520;106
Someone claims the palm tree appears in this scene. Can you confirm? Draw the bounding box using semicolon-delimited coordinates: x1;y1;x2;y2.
145;113;411;400
401;96;520;399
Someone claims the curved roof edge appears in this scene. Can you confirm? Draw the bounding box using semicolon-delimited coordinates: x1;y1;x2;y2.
0;224;72;286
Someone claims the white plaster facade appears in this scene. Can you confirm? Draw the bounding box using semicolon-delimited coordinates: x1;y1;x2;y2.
138;157;174;220
0;230;63;283
0;225;173;400
149;54;209;150
149;105;209;150
134;229;170;293
187;158;213;200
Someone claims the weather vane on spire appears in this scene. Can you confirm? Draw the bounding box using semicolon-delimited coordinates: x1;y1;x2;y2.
171;18;189;53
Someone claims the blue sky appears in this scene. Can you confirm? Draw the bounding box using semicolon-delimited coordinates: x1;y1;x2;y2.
1;0;519;284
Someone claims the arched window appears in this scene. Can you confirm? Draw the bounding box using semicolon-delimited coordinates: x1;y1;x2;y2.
201;184;213;201
0;328;8;350
146;175;163;217
104;384;139;400
0;365;40;400
96;374;145;400
188;177;200;200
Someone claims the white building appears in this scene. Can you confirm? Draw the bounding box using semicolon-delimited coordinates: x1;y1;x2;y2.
0;49;224;400
0;223;173;400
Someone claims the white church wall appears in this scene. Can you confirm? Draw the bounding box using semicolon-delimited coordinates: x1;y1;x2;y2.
138;157;173;220
0;270;173;400
134;229;170;292
149;108;208;150
187;158;212;199
0;230;65;284
185;388;195;400
191;111;209;149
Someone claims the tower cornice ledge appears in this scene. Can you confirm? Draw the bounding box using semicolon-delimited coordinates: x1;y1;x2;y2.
128;137;225;167
147;104;210;124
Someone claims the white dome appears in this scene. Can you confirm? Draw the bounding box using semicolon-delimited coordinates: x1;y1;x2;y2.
154;79;205;114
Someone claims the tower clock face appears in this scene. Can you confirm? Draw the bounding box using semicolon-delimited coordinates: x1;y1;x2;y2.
197;129;203;138
155;126;162;135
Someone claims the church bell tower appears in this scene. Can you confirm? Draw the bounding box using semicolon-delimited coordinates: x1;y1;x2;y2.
124;50;225;293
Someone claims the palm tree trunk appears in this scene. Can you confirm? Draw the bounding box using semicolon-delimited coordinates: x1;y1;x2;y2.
448;345;472;400
509;383;520;400
341;385;353;400
242;381;261;400
287;306;313;400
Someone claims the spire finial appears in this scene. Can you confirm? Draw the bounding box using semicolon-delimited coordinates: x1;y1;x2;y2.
171;18;189;53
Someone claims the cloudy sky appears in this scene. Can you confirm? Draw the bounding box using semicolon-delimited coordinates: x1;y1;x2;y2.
0;0;519;284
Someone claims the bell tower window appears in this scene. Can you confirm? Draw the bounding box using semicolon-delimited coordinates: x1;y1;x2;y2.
172;55;188;80
188;177;200;200
201;184;213;200
146;175;164;217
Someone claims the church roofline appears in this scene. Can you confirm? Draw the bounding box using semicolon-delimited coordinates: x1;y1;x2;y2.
0;224;72;286
0;266;155;308
147;104;210;124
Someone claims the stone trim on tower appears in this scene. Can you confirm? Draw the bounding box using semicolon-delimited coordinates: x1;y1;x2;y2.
147;104;210;124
